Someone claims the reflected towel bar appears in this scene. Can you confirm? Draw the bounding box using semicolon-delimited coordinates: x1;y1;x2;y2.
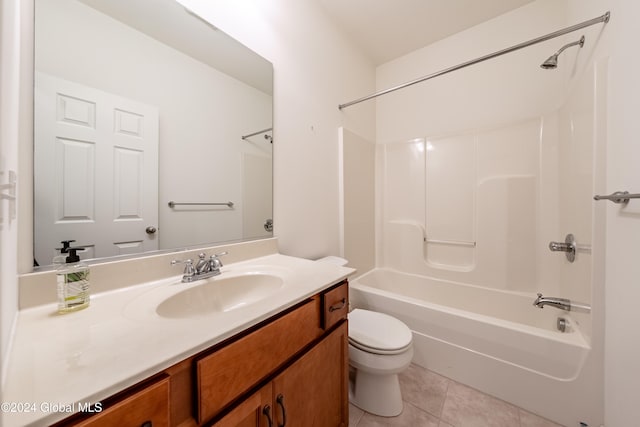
241;128;273;140
168;201;234;208
593;191;640;204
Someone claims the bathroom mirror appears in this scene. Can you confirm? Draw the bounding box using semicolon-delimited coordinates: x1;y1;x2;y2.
33;0;273;268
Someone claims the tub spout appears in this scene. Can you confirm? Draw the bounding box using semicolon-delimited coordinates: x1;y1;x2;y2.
533;293;571;311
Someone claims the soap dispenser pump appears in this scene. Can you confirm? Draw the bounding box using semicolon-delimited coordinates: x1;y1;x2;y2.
53;239;75;265
56;247;90;313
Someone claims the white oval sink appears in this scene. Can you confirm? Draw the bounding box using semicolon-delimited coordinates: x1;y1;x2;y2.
156;273;284;319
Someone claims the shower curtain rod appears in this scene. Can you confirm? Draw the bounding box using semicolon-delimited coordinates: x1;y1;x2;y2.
338;11;610;110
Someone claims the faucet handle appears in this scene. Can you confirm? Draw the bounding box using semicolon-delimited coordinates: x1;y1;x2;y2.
171;258;196;280
209;251;228;269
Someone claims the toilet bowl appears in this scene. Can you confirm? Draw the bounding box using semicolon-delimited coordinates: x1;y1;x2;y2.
348;308;413;417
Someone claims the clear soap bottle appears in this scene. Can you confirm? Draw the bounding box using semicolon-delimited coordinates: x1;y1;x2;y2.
56;248;90;313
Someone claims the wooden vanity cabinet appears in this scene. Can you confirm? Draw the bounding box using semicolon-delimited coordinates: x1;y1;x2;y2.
57;280;349;427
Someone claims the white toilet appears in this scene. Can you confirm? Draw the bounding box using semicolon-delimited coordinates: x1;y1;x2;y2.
314;256;413;416
348;308;413;417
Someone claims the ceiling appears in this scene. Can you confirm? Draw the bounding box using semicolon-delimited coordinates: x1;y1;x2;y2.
317;0;536;65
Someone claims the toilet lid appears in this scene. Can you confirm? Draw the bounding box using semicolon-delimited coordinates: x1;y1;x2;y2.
348;309;412;353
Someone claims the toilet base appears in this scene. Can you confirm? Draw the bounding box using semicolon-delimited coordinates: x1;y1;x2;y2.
349;370;403;417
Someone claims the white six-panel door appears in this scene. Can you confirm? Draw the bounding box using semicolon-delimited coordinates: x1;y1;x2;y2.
34;72;159;265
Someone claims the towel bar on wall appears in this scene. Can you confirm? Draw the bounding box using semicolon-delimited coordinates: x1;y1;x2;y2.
593;191;640;204
168;201;234;208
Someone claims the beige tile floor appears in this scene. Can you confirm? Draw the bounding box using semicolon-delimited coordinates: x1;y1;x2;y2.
349;364;564;427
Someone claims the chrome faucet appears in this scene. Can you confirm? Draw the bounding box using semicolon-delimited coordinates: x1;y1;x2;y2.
171;251;227;283
533;293;571;311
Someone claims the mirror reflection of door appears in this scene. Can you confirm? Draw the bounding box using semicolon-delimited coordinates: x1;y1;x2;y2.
34;72;159;265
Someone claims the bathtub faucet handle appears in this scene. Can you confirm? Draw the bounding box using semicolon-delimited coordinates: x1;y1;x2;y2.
548;234;576;262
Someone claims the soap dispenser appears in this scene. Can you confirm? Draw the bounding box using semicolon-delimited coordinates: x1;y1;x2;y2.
56;247;90;313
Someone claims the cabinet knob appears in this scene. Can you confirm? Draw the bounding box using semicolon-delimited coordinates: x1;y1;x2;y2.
140;421;152;427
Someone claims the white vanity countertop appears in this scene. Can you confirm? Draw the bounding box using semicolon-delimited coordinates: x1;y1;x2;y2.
2;253;354;427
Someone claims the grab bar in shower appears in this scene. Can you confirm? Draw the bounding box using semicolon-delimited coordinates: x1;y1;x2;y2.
593;191;640;204
168;201;234;208
424;238;476;247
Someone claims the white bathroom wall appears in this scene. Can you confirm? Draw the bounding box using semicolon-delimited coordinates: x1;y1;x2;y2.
339;127;375;274
175;0;376;259
35;0;272;251
0;0;25;384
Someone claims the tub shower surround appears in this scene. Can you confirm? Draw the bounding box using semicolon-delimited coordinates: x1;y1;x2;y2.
365;57;607;426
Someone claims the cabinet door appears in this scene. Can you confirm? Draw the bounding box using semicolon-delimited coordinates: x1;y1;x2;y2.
213;384;273;427
272;322;348;427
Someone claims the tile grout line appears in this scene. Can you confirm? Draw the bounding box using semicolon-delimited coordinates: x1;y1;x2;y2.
439;376;453;426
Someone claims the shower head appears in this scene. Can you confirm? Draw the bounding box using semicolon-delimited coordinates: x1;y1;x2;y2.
540;35;585;69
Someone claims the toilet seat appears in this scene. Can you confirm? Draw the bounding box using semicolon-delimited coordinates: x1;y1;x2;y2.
348;309;413;355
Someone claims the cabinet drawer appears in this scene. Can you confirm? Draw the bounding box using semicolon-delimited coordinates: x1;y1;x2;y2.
321;281;348;330
70;376;170;427
197;298;322;423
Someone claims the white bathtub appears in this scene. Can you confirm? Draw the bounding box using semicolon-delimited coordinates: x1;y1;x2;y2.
349;268;597;426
